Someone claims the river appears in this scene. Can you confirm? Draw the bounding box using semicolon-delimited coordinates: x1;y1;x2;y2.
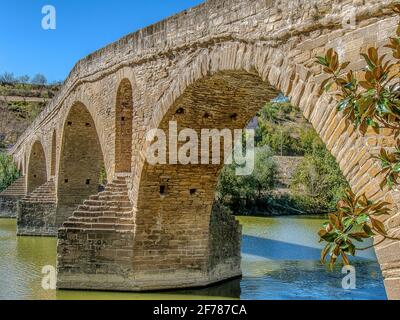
0;216;387;300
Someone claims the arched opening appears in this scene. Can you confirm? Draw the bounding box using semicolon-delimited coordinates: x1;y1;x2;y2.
134;71;279;284
50;130;57;176
133;70;385;294
57;102;105;225
27;140;47;194
115;79;133;173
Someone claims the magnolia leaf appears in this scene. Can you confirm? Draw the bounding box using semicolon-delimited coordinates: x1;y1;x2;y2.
341;252;350;266
370;217;387;236
368;47;379;64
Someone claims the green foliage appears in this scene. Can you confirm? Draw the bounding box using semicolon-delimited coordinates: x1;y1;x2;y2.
0;153;20;192
255;102;307;156
99;166;107;186
216;147;277;212
290;146;349;213
318;189;395;269
315;3;400;269
217;100;349;215
316;4;400;191
8;101;46;121
373;142;400;189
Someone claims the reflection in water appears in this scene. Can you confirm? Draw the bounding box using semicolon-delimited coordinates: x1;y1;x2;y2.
0;216;387;300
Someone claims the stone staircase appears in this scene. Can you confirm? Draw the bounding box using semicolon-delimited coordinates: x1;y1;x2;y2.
0;176;26;218
0;176;26;197
17;178;58;236
21;179;56;204
62;175;134;232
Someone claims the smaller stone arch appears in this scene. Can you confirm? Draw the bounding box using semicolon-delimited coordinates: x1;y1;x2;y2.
115;78;133;173
57;101;106;224
27;140;47;194
50;130;57;176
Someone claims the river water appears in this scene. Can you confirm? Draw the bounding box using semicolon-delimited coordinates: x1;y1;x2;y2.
0;216;387;300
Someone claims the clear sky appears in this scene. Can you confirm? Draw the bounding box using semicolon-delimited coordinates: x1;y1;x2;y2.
0;0;204;83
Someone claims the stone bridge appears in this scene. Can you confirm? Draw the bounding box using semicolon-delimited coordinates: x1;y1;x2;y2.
1;0;400;299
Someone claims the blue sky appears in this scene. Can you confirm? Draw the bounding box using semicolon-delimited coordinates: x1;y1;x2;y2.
0;0;204;83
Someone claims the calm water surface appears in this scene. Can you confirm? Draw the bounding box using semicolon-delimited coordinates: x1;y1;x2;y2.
0;216;387;300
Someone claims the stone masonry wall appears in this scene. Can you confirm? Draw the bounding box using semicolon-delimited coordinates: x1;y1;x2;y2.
17;201;57;237
0;196;19;218
208;202;242;279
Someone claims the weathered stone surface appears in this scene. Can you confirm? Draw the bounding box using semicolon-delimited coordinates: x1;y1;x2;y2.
0;176;26;218
0;196;20;218
6;0;400;298
17;179;57;236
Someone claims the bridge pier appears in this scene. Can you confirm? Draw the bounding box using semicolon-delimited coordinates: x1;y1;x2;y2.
57;185;241;292
17;179;57;236
0;176;26;218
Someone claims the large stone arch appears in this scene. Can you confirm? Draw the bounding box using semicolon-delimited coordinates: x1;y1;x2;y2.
27;140;47;194
131;42;399;292
56;102;106;226
115;78;133;173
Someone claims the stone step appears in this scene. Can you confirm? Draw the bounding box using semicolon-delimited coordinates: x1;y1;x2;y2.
78;204;109;212
98;195;130;202
64;176;133;232
63;222;134;230
69;216;134;224
0;176;26;196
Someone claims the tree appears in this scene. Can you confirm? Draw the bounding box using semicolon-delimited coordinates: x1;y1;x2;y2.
31;74;47;86
0;153;20;192
291;147;349;213
0;72;15;85
18;75;30;84
316;2;400;268
216;146;277;212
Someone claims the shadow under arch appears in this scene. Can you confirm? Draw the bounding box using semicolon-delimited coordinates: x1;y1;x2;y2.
56;102;106;226
27;140;47;194
50;130;57;177
115;78;133;173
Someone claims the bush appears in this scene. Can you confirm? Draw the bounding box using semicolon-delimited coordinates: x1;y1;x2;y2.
290;146;349;213
0;153;20;192
255;101;307;156
216;146;277;212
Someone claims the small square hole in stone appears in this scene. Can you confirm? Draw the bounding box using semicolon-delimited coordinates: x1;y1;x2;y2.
67;121;72;126
175;108;185;115
190;189;197;195
64;179;68;183
160;185;166;195
86;179;91;185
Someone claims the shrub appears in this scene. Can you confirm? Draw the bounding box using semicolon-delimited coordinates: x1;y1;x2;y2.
0;153;20;192
290;146;349;213
216;146;277;212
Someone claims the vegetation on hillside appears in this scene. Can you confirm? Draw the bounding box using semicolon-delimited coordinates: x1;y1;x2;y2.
0;73;62;148
216;101;349;215
0;72;62;98
0;153;20;192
